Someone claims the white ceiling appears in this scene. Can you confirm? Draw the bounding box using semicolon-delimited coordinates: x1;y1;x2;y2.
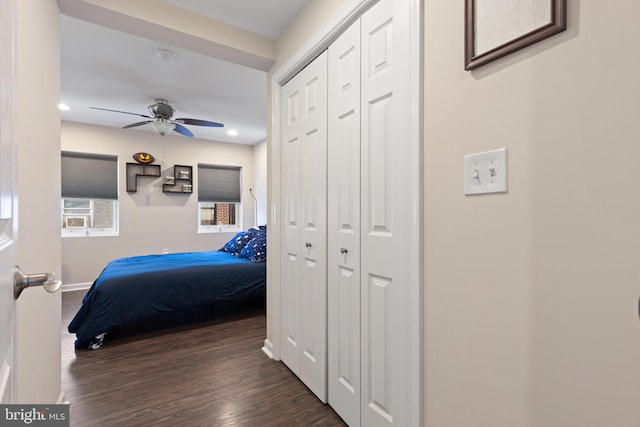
59;0;312;145
162;0;309;40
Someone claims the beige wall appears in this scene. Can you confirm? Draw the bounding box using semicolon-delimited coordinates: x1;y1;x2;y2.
61;121;259;284
275;0;350;64
425;1;640;426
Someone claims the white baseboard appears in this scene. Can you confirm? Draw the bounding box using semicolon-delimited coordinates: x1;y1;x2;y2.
261;339;276;360
62;282;92;292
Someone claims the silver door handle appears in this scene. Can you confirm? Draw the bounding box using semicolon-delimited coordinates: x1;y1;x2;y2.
14;265;62;299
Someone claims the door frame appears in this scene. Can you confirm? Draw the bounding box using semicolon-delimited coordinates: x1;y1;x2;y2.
265;0;423;424
0;0;17;404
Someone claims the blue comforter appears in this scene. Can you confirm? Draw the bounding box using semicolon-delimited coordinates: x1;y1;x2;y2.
68;250;266;348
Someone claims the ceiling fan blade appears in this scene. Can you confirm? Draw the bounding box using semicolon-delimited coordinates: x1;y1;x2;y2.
90;107;153;119
175;118;224;127
173;123;193;137
123;120;153;129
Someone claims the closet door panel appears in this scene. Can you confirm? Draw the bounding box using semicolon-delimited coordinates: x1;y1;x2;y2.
281;78;303;371
328;18;362;427
299;51;328;402
281;51;328;403
360;0;408;426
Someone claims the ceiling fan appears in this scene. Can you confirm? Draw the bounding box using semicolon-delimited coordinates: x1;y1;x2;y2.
90;98;224;137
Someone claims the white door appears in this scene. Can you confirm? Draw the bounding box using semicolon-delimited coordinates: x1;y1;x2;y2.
360;0;419;425
327;18;362;427
0;0;17;403
281;51;328;402
2;0;63;404
281;71;303;375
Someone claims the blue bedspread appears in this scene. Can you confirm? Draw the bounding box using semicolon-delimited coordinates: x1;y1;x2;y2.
68;250;266;348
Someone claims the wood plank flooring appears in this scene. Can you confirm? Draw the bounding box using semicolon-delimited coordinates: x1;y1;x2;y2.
62;291;346;427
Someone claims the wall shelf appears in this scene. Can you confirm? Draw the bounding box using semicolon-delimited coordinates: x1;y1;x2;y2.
126;163;161;192
163;165;193;194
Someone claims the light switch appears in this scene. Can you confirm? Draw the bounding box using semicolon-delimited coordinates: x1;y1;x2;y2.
464;148;508;195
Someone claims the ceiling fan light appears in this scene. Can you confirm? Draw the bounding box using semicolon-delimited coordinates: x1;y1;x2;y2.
150;120;175;136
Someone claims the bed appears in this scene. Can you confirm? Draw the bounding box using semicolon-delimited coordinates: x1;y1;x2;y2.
69;228;267;349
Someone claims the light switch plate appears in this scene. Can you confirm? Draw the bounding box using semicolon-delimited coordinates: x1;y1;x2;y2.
464;148;508;195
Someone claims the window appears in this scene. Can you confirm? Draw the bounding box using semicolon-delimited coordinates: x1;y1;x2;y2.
198;164;241;233
61;151;118;237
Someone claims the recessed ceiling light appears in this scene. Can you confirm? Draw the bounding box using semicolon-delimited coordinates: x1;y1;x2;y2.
58;103;70;111
227;130;238;136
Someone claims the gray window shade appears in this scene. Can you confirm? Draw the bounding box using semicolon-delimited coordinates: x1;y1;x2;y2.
61;152;118;199
198;164;241;203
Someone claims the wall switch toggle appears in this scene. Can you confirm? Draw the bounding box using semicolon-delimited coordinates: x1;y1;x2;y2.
464;148;508;195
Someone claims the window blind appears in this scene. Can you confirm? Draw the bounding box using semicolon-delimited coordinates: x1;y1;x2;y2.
198;164;241;203
61;151;118;199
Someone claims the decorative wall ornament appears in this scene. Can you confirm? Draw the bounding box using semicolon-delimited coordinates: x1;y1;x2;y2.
465;0;567;70
132;152;155;164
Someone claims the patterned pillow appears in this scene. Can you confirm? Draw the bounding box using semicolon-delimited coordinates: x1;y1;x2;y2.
239;230;267;262
219;229;257;255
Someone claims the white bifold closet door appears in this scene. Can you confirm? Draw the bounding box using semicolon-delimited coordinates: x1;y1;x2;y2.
280;51;328;402
328;0;414;425
361;0;418;424
327;17;362;427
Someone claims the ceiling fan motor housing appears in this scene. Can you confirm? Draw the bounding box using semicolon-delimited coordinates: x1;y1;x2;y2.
149;99;174;119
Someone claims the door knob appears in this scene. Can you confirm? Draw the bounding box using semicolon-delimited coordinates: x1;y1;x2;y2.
14;265;62;299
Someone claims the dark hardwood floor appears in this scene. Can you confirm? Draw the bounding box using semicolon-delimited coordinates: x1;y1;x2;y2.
62;291;346;427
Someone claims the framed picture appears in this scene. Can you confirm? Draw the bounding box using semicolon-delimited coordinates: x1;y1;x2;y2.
465;0;566;70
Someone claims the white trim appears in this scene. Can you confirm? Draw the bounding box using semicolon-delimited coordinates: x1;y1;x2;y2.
404;0;424;424
61;282;92;292
0;233;12;251
266;80;281;360
261;339;275;359
275;0;379;85
56;391;66;404
0;356;10;403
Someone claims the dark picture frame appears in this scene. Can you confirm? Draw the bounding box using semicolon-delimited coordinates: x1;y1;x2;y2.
465;0;566;70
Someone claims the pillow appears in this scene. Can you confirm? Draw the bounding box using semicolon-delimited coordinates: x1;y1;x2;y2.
238;230;267;262
219;229;257;255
